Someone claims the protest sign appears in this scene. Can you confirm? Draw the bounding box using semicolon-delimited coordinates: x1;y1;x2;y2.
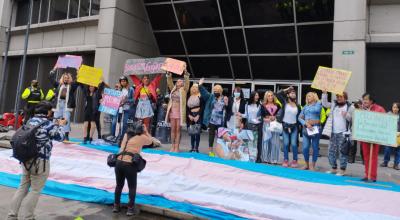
124;57;166;75
161;58;187;75
98;88;123;116
77;65;103;87
311;66;352;94
352;110;398;147
55;55;82;69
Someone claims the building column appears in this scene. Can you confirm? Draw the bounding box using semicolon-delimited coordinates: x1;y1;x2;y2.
332;0;367;101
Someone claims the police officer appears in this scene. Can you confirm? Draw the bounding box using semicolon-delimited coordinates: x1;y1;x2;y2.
21;80;44;123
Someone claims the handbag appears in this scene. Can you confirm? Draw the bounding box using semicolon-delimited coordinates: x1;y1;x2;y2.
340;136;351;156
268;120;283;134
132;153;147;172
246;123;259;131
188;124;201;135
107;138;129;167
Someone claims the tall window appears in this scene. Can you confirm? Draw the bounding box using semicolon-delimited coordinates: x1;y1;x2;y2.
15;0;100;26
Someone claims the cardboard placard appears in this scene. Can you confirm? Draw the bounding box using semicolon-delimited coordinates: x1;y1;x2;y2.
55;55;82;69
161;58;187;75
311;66;352;94
352;110;399;147
98;88;123;116
77;65;103;87
124;57;166;75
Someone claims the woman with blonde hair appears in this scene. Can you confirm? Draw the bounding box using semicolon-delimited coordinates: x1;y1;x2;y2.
49;69;79;140
260;91;282;164
165;71;190;152
298;92;322;170
187;83;203;152
199;78;229;156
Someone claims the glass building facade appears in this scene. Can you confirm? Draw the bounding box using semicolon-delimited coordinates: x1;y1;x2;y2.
144;0;334;82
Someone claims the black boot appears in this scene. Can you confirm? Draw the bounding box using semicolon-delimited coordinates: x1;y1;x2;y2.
65;132;69;141
89;138;93;144
83;137;88;144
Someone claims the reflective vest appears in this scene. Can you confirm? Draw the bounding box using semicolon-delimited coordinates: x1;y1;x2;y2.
21;87;44;104
45;88;56;101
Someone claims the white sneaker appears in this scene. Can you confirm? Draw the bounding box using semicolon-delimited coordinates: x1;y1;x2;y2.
326;169;337;174
336;170;345;176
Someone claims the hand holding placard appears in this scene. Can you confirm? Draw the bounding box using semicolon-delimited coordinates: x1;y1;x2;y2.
311;66;352;94
77;65;103;87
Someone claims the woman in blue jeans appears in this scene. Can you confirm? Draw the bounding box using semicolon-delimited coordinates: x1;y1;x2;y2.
276;87;302;168
298;92;322;171
380;102;400;170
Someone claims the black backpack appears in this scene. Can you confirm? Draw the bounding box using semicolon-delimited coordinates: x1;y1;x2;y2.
11;120;47;171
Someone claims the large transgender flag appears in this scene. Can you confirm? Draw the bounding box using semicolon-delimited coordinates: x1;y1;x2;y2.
0;141;400;220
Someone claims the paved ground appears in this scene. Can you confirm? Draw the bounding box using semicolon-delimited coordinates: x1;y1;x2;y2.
1;123;400;219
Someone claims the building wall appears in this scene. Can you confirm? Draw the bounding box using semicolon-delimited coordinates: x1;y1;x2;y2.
367;3;400;43
95;0;159;85
332;0;367;102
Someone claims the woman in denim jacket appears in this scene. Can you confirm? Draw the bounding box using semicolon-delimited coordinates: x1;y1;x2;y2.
298;92;322;171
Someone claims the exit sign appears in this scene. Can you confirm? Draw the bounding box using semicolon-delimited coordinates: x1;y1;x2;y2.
342;50;355;55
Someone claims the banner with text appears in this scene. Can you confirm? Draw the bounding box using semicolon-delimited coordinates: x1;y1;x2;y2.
311;66;352;94
352;110;399;147
77;65;103;87
55;55;82;69
124;57;187;75
99;88;123;116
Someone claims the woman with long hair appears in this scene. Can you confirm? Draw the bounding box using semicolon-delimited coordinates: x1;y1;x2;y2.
165;71;190;152
129;74;162;130
82;82;106;144
260;91;282;164
113;121;154;216
381;102;400;170
187;83;203;152
276;87;301;168
49;69;79;141
244;91;261;162
298;92;322;171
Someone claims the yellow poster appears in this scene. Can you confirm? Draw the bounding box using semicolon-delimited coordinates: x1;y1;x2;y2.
77;65;103;87
311;66;352;94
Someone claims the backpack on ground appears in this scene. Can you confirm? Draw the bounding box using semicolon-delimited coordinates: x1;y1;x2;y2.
10;120;47;171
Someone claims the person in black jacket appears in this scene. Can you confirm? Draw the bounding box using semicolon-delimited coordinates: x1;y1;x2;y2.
276;87;302;168
225;87;246;130
82;82;106;144
49;68;79;140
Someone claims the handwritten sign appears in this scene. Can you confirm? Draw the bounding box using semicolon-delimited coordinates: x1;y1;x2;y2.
77;65;103;87
161;58;187;75
124;57;166;75
352;110;398;147
55;55;82;69
311;66;352;94
99;88;123;116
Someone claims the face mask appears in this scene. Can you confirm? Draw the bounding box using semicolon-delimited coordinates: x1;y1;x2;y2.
214;92;221;98
234;92;240;98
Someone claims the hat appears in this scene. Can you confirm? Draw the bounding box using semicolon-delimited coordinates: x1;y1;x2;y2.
217;127;229;138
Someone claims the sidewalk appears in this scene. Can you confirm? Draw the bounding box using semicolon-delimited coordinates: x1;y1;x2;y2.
70;123;400;184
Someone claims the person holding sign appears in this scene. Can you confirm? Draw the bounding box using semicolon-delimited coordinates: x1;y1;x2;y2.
360;93;385;182
49;68;79;141
322;91;353;176
298;92;322;171
118;76;135;141
165;71;190;152
380;102;400;170
129;74;162;130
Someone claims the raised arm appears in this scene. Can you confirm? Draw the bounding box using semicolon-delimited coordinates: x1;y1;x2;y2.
129;74;142;87
48;69;59;88
199;85;210;102
276;89;287;106
321;92;332;109
166;72;174;91
183;71;190;92
151;74;163;89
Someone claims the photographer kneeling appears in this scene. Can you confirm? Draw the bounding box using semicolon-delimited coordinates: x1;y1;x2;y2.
113;121;154;216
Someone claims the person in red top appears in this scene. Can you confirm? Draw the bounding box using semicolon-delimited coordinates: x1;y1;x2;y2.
129;74;162;129
360;93;386;182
